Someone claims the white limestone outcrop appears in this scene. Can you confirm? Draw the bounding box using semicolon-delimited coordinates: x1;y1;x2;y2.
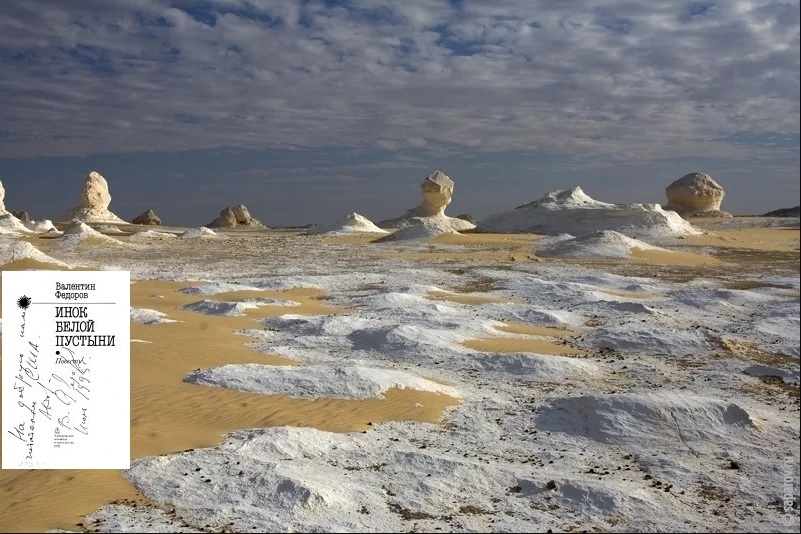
306;213;388;235
476;186;700;238
663;172;731;217
61;171;126;223
379;171;475;231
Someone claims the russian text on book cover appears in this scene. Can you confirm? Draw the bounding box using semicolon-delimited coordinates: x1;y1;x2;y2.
2;271;130;469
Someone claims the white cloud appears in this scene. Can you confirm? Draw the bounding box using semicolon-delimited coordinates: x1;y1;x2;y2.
0;0;797;160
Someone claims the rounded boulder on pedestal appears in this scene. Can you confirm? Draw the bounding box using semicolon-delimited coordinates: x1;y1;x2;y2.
414;170;455;217
663;172;731;217
377;170;474;231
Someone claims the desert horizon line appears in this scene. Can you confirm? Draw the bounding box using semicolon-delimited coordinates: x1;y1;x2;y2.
2;169;798;230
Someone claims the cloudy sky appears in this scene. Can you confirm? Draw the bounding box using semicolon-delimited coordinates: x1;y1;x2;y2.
0;0;798;226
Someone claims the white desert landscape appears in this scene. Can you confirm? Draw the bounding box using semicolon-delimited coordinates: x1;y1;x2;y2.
0;171;799;533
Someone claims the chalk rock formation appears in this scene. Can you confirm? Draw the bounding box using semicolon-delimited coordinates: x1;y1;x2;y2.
132;209;161;225
180;227;220;239
11;210;30;222
0;180;5;214
663;172;731;217
0;213;31;233
535;230;668;259
61;171;126;223
208;207;238;228
306;213;388;235
63;220;96;235
476;186;700;238
762;205;800;218
24;219;57;233
49;219;133;249
455;213;476;224
0;207;56;234
0;241;71;268
231;204;253;225
379;170;475;231
207;204;266;228
374;217;460;242
416;170;454;217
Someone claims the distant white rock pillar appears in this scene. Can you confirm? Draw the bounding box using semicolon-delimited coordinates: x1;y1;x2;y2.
378;170;474;231
0;180;6;214
82;171;112;209
411;171;454;217
60;171;126;223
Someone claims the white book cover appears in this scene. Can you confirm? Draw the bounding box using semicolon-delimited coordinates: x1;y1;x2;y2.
2;270;130;469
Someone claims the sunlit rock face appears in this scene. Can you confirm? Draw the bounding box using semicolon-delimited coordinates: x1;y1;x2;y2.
207;204;266;228
378;171;475;231
664;172;731;217
208;207;238;228
61;171;126;223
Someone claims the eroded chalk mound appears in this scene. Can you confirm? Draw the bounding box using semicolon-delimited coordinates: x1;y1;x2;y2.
179;227;221;239
306;213;388;235
184;363;461;400
0;213;58;235
178;281;264;295
130;308;180;325
63;220;103;236
0;241;71;268
180;299;261;317
534;392;756;445
24;219;57;233
476;186;700;237
374;217;460;242
536;230;668;259
0;213;31;233
128;230;177;242
53;220;131;249
61;171;127;223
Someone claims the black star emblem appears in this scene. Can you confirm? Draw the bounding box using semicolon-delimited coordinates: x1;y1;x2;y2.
17;295;32;310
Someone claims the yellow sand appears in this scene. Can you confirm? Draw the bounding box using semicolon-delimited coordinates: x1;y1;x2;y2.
0;258;73;271
494;322;574;337
432;233;542;247
322;234;389;245
462;337;584;356
462;321;582;355
629;247;720;266
679;227;800;252
0;279;460;533
465;321;581;355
